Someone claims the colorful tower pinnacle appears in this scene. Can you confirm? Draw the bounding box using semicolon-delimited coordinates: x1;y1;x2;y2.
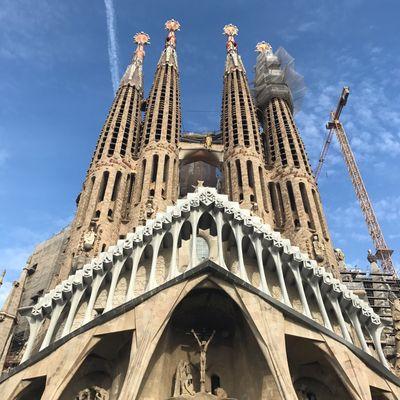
254;42;338;273
220;25;273;222
132;19;182;226
57;32;150;280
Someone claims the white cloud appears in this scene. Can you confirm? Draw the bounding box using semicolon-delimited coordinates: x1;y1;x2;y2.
104;0;120;93
375;196;400;222
0;148;9;167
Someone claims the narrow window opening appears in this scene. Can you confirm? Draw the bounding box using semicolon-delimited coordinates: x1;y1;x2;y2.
276;182;286;225
246;160;254;188
151;154;159;183
163;155;170;183
235;160;243;187
127;174;135;204
258;167;267;211
196;237;209;261
227;163;233;199
98;171;110;202
299;183;315;230
139;159;146;202
111;171;122;201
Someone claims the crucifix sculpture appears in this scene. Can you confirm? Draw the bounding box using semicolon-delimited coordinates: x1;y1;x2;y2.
191;329;216;393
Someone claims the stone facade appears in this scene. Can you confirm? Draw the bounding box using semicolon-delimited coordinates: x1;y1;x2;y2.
0;20;399;400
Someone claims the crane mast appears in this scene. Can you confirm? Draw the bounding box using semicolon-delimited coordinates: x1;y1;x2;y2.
316;87;396;275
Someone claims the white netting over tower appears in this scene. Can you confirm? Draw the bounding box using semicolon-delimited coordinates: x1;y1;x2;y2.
253;43;306;114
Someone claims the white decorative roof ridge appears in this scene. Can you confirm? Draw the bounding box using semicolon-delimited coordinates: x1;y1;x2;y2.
20;187;387;368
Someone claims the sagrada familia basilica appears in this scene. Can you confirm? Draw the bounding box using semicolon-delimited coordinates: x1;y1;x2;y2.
0;19;399;400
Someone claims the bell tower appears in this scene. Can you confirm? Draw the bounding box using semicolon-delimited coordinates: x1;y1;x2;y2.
254;41;338;272
220;25;273;224
131;19;182;226
57;32;150;280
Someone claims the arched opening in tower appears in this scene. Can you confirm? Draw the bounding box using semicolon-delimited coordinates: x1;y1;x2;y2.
137;287;278;399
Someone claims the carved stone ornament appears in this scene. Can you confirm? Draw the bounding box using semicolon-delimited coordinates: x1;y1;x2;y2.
75;386;109;400
334;248;346;271
145;196;156;218
312;234;325;262
255;41;273;55
173;360;195;396
214;387;228;399
82;225;97;252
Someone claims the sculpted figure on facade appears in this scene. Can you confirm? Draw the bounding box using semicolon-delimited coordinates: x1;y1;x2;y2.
214;387;228;399
191;329;215;393
334;248;346;271
312;234;325;262
367;249;381;273
82;224;97;252
75;386;109;400
204;135;213;149
145;196;156;219
173;360;195;396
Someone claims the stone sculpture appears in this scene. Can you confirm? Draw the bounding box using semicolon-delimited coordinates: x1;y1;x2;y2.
214;387;228;399
312;234;325;262
334;248;346;271
82;225;97;252
191;329;215;393
75;386;109;400
173;360;195;396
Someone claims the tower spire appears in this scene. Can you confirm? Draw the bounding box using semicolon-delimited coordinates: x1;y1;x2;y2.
220;24;272;223
157;19;180;68
255;41;273;55
120;32;150;89
133;19;182;226
223;24;245;73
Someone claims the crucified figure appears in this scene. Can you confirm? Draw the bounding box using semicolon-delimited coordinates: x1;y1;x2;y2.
191;329;215;393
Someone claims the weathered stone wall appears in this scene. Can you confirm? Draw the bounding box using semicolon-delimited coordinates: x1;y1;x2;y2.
19;227;71;309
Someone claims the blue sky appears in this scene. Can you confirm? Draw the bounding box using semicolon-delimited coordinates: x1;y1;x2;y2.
1;0;400;305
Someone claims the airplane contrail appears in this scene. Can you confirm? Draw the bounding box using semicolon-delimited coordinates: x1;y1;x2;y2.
104;0;120;93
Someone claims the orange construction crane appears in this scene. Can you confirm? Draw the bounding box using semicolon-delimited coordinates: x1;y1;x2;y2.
314;87;396;275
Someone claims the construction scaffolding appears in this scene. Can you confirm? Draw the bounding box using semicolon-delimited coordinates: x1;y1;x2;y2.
253;44;306;114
